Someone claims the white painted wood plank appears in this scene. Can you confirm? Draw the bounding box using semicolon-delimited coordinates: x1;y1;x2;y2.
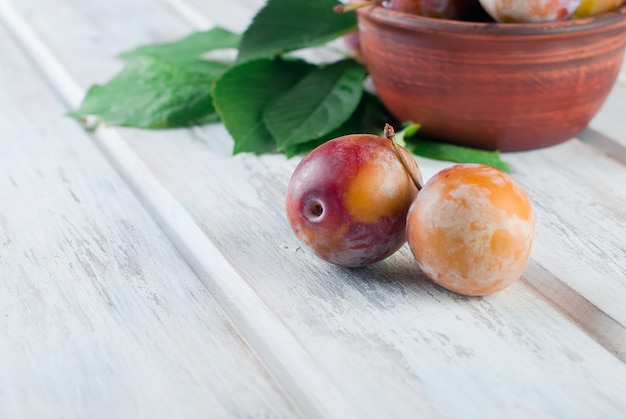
0;1;358;417
8;0;198;88
158;0;262;32
0;17;297;419
6;0;626;416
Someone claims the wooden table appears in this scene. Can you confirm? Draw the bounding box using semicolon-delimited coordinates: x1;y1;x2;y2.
1;0;625;417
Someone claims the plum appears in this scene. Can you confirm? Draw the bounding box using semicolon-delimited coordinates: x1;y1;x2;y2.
285;132;422;267
385;0;485;20
572;0;625;17
407;164;535;296
478;0;582;22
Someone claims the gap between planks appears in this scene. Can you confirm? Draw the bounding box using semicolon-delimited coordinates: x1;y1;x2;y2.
521;261;626;362
578;127;626;166
0;1;359;417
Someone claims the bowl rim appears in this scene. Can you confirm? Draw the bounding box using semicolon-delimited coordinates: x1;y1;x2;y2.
357;4;626;36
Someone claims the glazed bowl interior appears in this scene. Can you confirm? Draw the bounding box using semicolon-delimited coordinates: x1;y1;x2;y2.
357;5;626;151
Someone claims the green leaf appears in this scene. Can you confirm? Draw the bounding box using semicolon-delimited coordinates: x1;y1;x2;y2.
212;58;316;154
284;91;395;157
394;123;422;148
69;55;218;129
407;139;511;173
237;0;357;63
263;59;365;151
120;28;241;72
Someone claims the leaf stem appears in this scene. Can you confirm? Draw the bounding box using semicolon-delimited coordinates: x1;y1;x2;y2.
334;0;383;14
384;123;422;191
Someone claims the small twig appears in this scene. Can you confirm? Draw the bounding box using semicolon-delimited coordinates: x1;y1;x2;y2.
384;123;423;191
334;0;383;14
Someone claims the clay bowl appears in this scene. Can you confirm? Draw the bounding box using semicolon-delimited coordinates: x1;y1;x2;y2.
357;5;626;151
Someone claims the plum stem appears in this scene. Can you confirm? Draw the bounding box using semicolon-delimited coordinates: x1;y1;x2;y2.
385;123;423;191
333;0;382;14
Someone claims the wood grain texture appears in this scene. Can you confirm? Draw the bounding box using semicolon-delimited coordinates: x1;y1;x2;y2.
3;0;626;417
0;1;358;417
0;14;296;419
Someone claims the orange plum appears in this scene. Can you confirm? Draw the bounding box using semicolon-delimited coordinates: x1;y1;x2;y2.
406;164;535;296
573;0;625;17
478;0;582;22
